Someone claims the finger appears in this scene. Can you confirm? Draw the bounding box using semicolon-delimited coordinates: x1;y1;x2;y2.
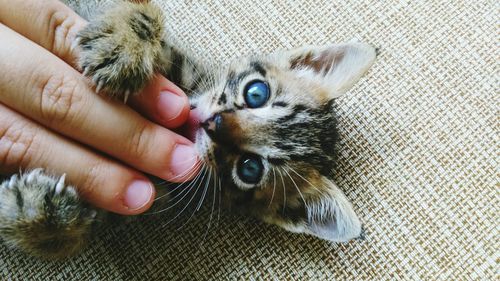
0;0;192;129
130;74;191;129
0;103;155;215
0;24;200;183
0;0;85;66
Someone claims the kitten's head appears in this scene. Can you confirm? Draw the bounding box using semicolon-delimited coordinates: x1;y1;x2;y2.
189;42;376;242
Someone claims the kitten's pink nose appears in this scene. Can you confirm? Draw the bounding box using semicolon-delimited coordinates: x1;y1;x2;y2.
200;112;242;145
201;113;223;133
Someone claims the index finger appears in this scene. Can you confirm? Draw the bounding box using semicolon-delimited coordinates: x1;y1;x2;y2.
0;0;193;130
0;23;200;183
0;0;85;65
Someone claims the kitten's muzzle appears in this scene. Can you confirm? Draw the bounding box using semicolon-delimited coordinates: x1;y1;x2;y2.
201;113;225;143
201;113;223;133
201;113;239;147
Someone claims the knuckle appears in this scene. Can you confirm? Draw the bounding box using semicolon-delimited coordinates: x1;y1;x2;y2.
38;74;85;126
46;9;80;60
0;119;37;171
129;124;155;161
78;160;107;199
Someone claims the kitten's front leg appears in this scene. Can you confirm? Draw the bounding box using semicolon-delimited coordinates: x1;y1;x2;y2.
75;1;166;101
0;169;98;259
70;0;208;100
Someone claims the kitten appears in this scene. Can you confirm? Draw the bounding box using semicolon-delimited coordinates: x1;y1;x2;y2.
0;0;376;259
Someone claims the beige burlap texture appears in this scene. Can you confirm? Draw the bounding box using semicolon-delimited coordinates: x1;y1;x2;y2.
1;0;498;280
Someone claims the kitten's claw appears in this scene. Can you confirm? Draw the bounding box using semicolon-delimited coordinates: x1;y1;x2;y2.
95;80;104;94
55;174;66;194
71;37;82;53
7;175;18;190
0;170;97;259
89;210;98;219
123;90;131;103
75;2;164;100
26;168;42;184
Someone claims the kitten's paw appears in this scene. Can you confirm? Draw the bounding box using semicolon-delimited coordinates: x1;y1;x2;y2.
76;2;165;101
0;169;97;259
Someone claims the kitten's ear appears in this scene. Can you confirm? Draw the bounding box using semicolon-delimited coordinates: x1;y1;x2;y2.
286;41;376;98
303;176;362;242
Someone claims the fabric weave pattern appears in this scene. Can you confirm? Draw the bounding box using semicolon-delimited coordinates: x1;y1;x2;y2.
1;0;497;280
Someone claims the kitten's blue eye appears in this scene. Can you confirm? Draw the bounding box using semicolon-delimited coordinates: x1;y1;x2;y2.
244;80;270;108
237;154;264;184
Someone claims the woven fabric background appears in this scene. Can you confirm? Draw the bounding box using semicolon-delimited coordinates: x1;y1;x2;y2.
1;0;498;280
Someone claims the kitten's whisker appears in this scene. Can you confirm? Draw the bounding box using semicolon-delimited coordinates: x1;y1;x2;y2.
166;165;206;204
165;159;204;187
163;155;201;182
147;165;206;215
154;159;202;189
162;165;208;227
177;166;212;230
268;167;277;208
202;168;218;242
153;161;202;202
146;180;194;215
216;174;222;227
191;64;210;91
277;168;287;214
286;164;327;198
153;158;201;186
196;167;212;212
283;167;308;209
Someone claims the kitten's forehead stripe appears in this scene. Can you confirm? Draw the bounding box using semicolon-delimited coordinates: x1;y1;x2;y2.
275;85;283;97
227;62;268;95
250;61;267;77
234;71;253;85
272;101;288;107
217;93;227;105
274;100;338;176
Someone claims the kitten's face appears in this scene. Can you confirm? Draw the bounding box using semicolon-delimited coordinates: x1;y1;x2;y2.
188;42;376;241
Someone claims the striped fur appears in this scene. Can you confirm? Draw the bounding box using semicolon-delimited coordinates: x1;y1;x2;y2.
0;0;376;258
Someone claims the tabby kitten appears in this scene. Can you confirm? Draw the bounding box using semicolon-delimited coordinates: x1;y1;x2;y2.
0;0;376;259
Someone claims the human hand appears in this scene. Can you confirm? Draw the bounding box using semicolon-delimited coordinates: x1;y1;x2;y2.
0;0;200;215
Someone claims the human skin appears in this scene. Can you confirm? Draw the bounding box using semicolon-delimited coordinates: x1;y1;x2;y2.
0;0;201;215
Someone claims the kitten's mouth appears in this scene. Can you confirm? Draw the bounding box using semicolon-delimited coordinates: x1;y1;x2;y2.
178;107;203;142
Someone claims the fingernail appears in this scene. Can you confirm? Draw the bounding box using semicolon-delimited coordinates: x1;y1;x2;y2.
158;91;185;121
124;180;153;210
170;144;198;179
